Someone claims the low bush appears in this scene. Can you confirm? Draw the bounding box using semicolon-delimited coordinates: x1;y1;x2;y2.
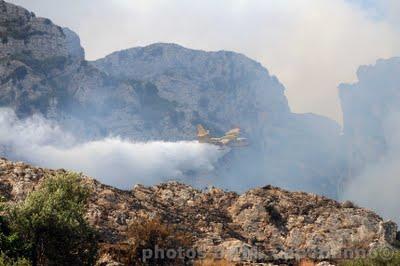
0;253;30;266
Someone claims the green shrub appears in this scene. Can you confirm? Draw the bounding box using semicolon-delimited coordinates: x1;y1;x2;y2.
8;172;98;266
0;253;30;266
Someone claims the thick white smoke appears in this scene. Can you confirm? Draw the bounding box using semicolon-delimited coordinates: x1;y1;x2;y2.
0;108;227;189
342;112;400;223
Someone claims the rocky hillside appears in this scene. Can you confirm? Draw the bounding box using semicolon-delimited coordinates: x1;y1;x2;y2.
0;158;397;265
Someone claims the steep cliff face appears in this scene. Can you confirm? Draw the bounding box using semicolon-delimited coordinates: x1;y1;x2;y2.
0;0;80;116
339;57;400;175
0;1;144;137
0;158;397;265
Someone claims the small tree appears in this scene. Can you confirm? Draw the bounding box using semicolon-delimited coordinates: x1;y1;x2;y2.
8;173;98;266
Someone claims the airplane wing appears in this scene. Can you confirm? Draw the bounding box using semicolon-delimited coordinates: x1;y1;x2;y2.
225;128;240;137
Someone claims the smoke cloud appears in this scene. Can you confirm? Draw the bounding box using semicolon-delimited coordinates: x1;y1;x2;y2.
0;108;227;189
342;112;400;223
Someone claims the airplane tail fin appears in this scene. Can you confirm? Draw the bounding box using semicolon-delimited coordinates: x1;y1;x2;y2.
197;124;210;139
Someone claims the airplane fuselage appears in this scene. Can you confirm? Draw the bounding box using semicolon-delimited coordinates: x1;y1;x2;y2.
196;124;248;147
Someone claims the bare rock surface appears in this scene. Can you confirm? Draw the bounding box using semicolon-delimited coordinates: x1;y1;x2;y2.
0;158;397;265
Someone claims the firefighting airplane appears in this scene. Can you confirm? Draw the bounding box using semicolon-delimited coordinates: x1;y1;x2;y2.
196;124;248;148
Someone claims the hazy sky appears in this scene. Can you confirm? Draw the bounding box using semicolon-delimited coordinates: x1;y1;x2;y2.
8;0;400;123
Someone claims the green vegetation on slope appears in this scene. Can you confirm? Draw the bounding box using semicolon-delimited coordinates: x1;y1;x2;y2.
0;173;98;266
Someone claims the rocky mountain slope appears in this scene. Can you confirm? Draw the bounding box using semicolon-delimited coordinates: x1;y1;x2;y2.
0;157;398;265
92;43;290;140
91;43;346;196
0;0;145;138
1;0;293;141
2;2;399;199
0;1;345;197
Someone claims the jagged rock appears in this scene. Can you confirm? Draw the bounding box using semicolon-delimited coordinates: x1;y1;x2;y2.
0;158;397;265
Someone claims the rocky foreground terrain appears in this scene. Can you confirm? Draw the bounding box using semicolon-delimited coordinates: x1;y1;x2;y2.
1;158;398;265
